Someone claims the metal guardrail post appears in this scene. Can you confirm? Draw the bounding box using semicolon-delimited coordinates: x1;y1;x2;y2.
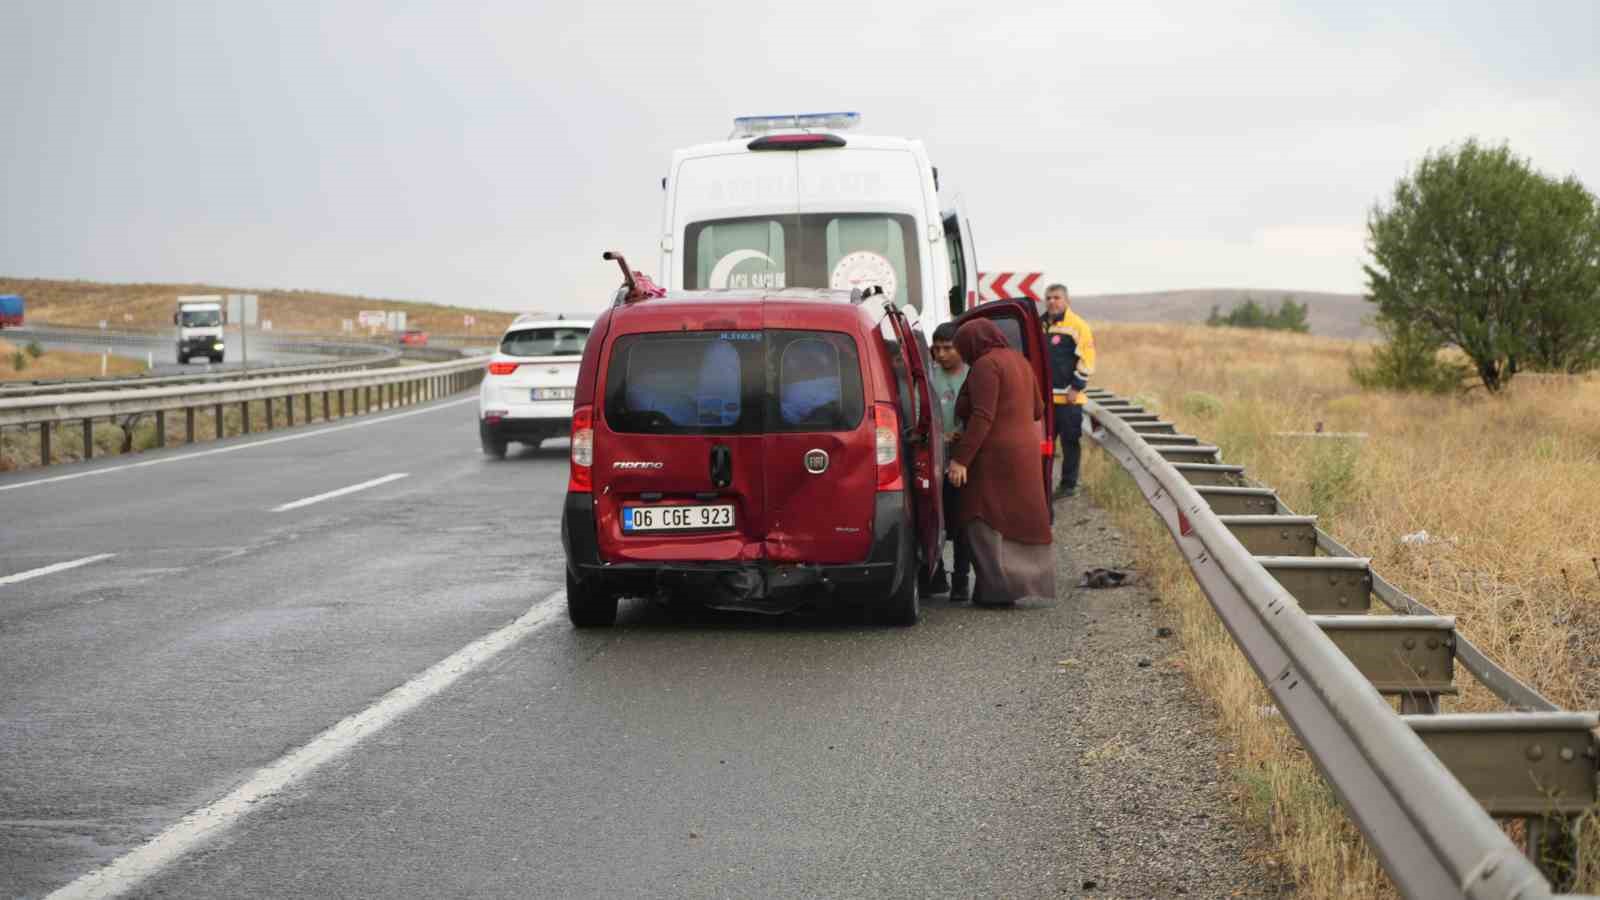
82;418;92;459
155;410;165;447
40;421;50;465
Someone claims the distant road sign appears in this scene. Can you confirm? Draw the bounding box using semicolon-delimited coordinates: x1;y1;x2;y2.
977;271;1044;303
358;310;387;329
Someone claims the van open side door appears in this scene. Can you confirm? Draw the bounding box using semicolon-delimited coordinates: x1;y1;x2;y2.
882;304;945;579
954;298;1054;504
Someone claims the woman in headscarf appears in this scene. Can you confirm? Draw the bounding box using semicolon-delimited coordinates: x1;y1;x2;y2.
946;319;1055;606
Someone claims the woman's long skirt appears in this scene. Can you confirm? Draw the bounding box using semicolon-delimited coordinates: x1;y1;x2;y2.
964;519;1056;606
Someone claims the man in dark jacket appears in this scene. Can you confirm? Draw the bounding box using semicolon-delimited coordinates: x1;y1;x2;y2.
1042;283;1095;499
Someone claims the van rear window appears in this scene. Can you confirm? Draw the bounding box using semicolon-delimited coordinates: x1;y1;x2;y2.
604;330;864;435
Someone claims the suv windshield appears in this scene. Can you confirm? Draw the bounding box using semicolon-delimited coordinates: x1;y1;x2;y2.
684;213;922;312
501;327;589;358
604;330;864;435
179;309;221;327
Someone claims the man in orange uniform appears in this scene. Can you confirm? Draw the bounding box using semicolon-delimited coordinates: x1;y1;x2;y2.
1042;283;1095;499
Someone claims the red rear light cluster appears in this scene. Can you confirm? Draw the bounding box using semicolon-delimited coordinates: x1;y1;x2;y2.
568;405;594;493
483;409;507;425
487;361;520;375
874;403;903;492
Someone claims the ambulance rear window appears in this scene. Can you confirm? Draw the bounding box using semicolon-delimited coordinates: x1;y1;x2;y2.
603;330;863;435
684;214;922;312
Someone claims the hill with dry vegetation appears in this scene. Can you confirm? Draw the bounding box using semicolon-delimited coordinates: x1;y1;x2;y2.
0;277;524;338
1073;288;1375;339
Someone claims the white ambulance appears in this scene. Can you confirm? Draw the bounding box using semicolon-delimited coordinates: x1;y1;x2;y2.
658;112;980;338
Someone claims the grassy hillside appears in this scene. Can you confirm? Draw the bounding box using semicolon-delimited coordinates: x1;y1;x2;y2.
1072;288;1375;339
0;277;525;337
1082;323;1600;895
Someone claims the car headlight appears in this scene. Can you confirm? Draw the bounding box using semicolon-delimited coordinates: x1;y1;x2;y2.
213;342;224;350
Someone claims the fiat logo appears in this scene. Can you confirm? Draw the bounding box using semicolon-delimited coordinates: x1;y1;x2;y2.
804;449;829;474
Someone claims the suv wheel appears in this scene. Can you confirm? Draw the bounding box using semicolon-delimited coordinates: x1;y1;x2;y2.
481;435;508;460
566;570;617;628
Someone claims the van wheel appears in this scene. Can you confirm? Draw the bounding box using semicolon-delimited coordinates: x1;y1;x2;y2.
481;436;508;460
875;562;921;627
567;570;617;628
177;353;188;365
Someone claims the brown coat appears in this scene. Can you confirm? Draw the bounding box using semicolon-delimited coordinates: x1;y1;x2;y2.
950;319;1052;545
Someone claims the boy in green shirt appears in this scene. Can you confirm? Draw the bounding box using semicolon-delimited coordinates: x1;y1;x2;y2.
929;322;972;602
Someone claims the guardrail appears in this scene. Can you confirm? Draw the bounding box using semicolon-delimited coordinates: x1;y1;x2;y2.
1082;387;1598;898
0;356;487;469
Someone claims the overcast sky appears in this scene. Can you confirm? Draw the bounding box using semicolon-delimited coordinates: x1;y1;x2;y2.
2;1;1596;314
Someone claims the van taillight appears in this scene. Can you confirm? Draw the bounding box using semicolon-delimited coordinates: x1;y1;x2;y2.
488;362;520;375
569;406;594;492
874;404;903;491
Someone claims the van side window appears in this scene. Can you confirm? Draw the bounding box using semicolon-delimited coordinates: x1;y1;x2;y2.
943;214;967;318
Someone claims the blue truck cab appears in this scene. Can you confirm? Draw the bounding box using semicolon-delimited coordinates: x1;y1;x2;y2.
0;294;22;328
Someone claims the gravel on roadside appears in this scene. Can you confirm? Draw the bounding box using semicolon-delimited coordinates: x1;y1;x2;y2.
1046;495;1294;898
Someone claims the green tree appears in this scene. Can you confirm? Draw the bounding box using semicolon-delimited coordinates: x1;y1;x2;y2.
1269;296;1310;333
1364;139;1600;391
1349;315;1467;393
1207;296;1310;333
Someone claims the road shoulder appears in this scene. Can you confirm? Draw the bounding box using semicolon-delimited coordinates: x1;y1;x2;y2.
1051;494;1290;897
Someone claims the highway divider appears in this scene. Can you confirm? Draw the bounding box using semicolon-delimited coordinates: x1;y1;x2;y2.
1083;387;1596;898
0;355;488;469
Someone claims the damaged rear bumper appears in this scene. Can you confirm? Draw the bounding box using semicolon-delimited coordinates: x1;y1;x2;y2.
561;492;912;615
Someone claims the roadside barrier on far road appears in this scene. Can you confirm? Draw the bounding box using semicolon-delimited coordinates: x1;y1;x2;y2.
1084;387;1597;898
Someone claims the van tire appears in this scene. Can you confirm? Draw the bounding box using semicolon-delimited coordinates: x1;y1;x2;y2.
482;436;508;460
567;570;617;628
875;554;920;627
177;353;188;365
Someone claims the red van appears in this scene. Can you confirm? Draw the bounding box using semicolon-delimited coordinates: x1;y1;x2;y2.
559;278;1050;628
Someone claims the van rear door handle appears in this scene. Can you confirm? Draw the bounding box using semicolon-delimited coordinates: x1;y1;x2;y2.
709;445;732;488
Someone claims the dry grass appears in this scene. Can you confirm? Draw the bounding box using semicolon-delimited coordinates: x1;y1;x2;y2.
0;277;523;337
0;337;147;381
1081;322;1600;897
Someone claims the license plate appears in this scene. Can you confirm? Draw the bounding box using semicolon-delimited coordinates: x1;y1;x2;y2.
532;387;575;401
622;504;735;533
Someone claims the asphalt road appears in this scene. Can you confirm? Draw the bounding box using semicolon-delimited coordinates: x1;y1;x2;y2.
2;391;1165;898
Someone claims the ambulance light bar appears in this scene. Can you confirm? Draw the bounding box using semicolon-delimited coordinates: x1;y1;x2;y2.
731;112;861;138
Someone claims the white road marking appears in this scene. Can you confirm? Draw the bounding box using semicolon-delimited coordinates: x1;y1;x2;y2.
271;473;410;512
47;589;565;900
0;553;117;586
0;397;475;495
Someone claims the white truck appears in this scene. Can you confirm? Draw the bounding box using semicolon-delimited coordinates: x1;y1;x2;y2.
657;112;981;340
174;296;225;364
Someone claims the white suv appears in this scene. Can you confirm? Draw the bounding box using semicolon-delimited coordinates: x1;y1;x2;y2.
478;316;594;458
